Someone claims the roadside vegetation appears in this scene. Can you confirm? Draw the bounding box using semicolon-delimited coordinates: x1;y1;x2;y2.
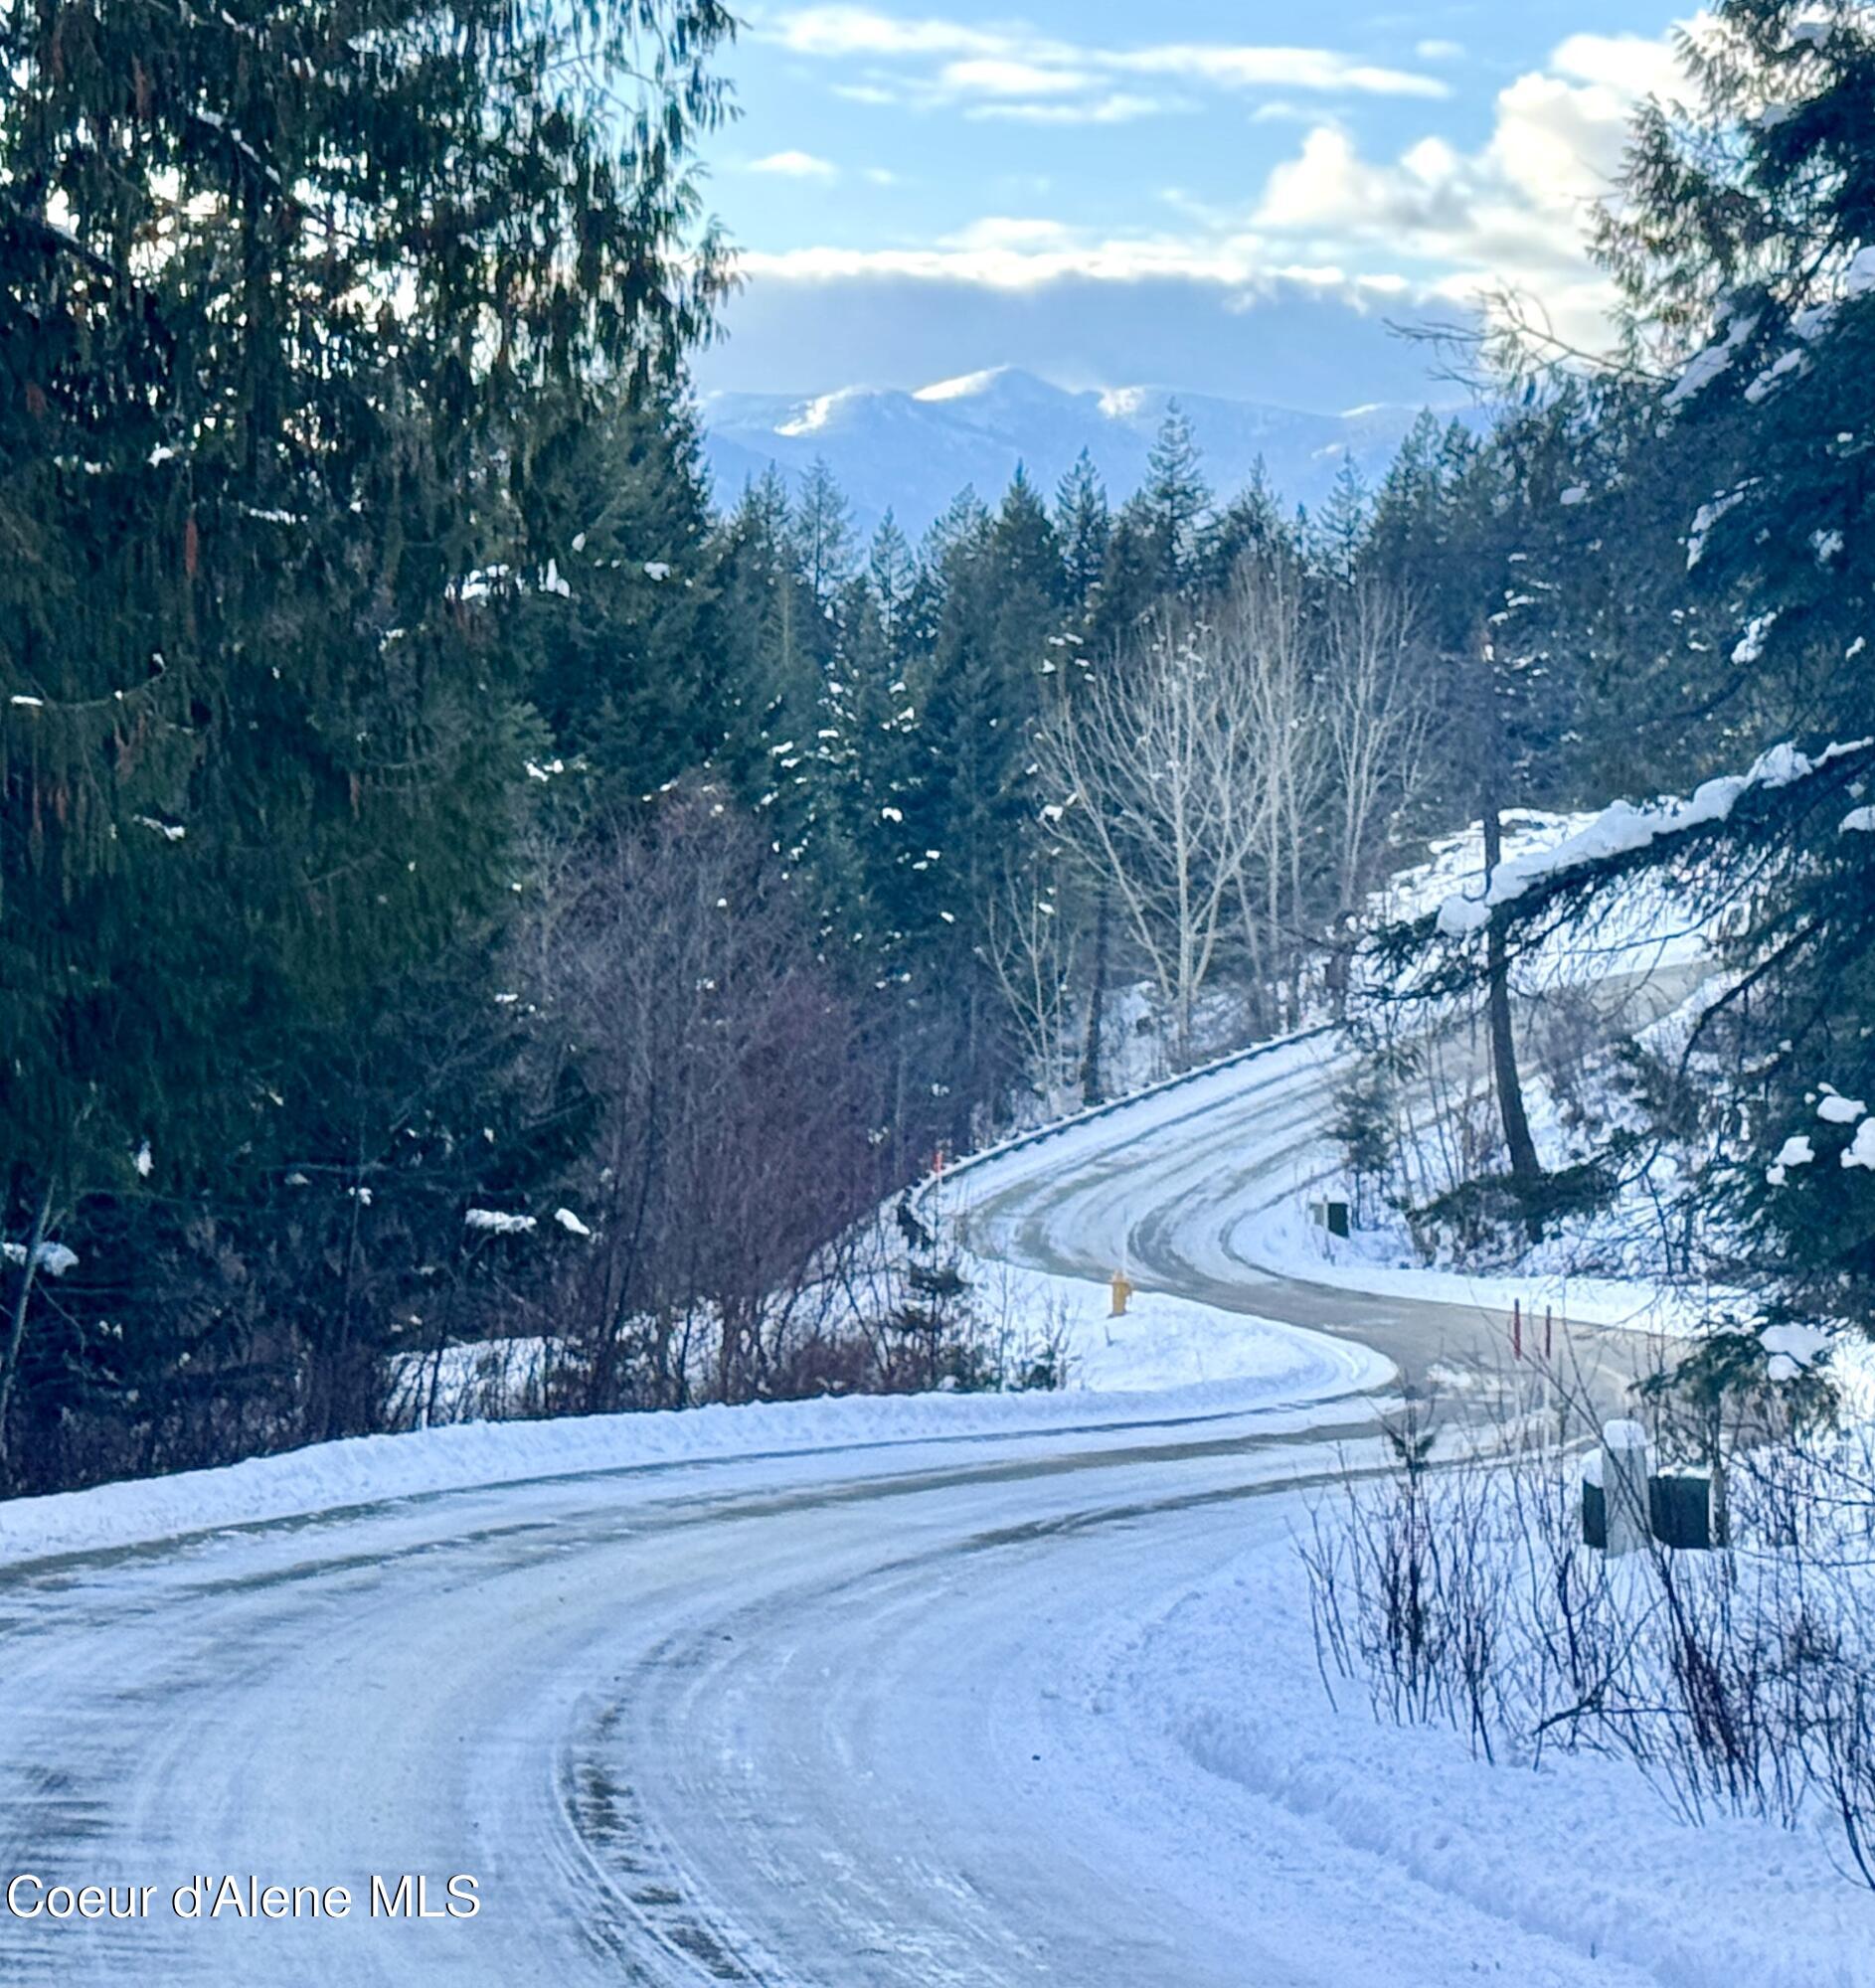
2;0;1868;1508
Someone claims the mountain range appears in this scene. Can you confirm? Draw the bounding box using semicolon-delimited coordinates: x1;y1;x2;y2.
698;367;1482;540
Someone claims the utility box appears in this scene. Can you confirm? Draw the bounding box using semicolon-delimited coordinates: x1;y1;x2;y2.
1308;1199;1351;1240
1649;1471;1715;1552
1582;1477;1608;1550
1601;1420;1653;1557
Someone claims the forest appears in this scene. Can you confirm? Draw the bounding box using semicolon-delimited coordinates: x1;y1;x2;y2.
1;0;1870;1499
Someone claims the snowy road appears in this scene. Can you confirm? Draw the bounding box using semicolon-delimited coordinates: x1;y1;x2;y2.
0;1023;1671;1986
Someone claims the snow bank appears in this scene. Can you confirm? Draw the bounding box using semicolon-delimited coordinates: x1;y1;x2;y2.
1222;1184;1719;1337
981;1260;1392;1398
0;1278;1389;1571
1098;1533;1875;1988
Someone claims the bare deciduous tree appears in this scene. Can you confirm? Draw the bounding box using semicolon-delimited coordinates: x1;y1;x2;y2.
1037;608;1266;1064
1322;571;1429;915
519;789;893;1408
1225;554;1328;1026
982;866;1081;1114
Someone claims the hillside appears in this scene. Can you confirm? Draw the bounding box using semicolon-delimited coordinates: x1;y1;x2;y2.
701;366;1483;535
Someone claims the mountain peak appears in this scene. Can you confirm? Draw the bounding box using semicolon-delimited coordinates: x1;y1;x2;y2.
702;375;1480;539
913;366;1069;407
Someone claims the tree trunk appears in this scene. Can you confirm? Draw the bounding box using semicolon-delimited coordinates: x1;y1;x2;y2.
0;1186;54;1482
1080;887;1110;1105
1481;807;1543;1201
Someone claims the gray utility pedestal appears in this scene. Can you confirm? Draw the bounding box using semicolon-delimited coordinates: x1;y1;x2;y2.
1601;1419;1653;1556
1581;1431;1718;1553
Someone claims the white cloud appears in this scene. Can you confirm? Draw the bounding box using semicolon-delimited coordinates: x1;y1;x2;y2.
749;149;841;179
735;238;1421;299
769;7;1008;58
939;217;1087;252
761;7;1449;120
970;92;1170;126
1550;30;1691;99
733;17;1705;363
1244;22;1709;345
1416;39;1464;62
1109;44;1447;98
940;58;1092;98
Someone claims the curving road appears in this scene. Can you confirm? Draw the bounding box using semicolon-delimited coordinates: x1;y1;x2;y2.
0;1010;1672;1987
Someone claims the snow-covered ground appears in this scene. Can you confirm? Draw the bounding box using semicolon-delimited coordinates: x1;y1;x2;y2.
5;830;1870;1981
0;1269;1386;1571
1085;1512;1875;1988
1223;1185;1718;1334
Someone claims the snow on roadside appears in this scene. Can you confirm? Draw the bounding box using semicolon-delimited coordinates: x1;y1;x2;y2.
0;1275;1390;1572
1374;809;1594;925
977;1258;1393;1397
1223;1184;1717;1336
1092;1530;1875;1988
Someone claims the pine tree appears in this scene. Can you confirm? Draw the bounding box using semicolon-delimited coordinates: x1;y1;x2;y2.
1054;450;1110;611
1591;0;1875;745
0;0;733;1462
1194;461;1286;595
868;511;918;649
794;457;857;611
896;477;1066;1114
1139;403;1211;585
518;389;718;795
708;471;826;875
1310;459;1372;581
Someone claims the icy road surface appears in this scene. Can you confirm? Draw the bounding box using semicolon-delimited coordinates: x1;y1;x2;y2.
0;1022;1669;1987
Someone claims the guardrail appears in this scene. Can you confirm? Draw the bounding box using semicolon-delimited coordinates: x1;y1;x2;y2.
909;1020;1336;1220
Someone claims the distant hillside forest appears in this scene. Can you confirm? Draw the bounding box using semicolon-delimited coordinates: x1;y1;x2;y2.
3;0;1870;1496
697;369;1487;537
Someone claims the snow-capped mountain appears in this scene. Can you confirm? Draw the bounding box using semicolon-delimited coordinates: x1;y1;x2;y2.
700;367;1479;538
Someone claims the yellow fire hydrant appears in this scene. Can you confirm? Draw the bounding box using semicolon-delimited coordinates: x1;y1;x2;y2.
1109;1269;1133;1317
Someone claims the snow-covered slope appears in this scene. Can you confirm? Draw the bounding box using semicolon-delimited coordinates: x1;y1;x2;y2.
702;367;1482;535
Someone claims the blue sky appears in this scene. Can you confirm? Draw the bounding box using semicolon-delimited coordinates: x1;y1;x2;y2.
693;3;1694;408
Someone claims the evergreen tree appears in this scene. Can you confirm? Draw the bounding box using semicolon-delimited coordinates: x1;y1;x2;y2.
868;511;918;649
1054;450;1110;612
897;477;1065;1113
1138;403;1211;585
707;471;827;876
1194;462;1287;596
519;390;718;795
1310;460;1372;581
794;457;857;611
0;0;733;1462
1587;0;1875;753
